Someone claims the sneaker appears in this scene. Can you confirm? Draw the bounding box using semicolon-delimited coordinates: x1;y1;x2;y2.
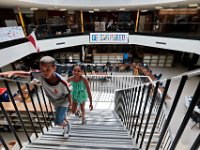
75;111;79;118
63;121;71;138
75;110;82;118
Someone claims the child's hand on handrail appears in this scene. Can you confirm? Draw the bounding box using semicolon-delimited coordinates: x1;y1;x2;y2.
0;72;14;78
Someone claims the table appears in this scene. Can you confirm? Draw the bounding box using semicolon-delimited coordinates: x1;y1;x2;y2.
1;101;53;112
185;96;200;129
139;66;156;80
12;85;34;102
185;96;200;114
13;93;31;102
139;66;171;100
20;84;34;94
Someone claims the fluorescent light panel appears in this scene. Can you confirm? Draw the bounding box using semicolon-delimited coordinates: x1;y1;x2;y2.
119;8;125;11
94;8;100;11
141;10;148;12
59;8;66;11
188;3;198;7
30;8;38;11
155;6;163;9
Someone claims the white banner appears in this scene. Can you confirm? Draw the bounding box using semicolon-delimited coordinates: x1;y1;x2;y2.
90;33;129;43
0;26;25;43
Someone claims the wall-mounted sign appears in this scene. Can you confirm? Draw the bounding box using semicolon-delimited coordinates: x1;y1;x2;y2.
0;26;25;43
90;33;129;43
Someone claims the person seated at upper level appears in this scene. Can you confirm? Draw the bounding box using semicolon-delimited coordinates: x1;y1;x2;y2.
133;63;140;76
123;52;129;64
154;73;163;80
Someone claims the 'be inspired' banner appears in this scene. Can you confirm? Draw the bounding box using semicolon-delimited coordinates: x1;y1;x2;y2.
90;33;129;43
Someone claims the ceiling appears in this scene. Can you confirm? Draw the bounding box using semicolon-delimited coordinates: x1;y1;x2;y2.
0;0;200;11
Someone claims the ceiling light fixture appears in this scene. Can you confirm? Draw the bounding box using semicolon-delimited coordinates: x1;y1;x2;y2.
159;8;197;15
94;8;100;11
119;8;125;11
30;8;38;11
141;10;148;12
89;10;94;13
155;6;163;9
188;3;198;7
59;8;66;11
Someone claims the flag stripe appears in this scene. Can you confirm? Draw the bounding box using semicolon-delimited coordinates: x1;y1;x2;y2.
28;31;40;53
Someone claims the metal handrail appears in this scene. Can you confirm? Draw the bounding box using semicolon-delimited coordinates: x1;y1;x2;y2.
114;73;200;150
0;71;199;149
0;78;54;150
115;68;200;91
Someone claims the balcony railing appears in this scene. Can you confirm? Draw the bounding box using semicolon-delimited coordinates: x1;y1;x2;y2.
26;22;200;40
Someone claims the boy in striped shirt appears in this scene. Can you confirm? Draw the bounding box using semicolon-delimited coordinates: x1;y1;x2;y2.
0;56;72;138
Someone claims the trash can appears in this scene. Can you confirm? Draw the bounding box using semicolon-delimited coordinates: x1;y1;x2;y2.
0;88;9;102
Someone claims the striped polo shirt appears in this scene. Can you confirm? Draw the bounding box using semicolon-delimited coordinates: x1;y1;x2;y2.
31;71;71;108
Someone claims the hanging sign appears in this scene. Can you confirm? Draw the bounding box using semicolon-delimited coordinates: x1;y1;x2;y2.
90;32;129;43
0;26;25;42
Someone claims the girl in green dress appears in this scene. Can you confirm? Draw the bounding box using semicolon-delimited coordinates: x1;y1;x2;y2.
67;65;93;124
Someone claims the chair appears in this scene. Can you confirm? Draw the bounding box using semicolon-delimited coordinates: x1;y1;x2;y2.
115;65;119;72
190;111;200;129
157;74;163;80
154;73;162;80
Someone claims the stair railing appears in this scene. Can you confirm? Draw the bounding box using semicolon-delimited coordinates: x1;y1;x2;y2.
0;77;54;150
114;69;200;150
87;75;150;93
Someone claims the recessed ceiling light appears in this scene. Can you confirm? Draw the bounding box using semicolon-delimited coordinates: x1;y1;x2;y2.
188;3;198;7
94;8;100;11
30;8;38;11
141;10;148;12
89;10;94;13
59;8;66;11
155;6;163;9
119;8;125;11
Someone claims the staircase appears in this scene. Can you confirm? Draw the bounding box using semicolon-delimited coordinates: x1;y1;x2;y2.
0;72;200;150
22;110;138;150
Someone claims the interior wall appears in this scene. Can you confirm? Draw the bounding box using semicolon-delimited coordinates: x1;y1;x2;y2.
34;10;48;25
1;64;13;72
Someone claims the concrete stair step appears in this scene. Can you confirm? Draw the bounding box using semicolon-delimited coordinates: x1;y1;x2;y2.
22;110;138;150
